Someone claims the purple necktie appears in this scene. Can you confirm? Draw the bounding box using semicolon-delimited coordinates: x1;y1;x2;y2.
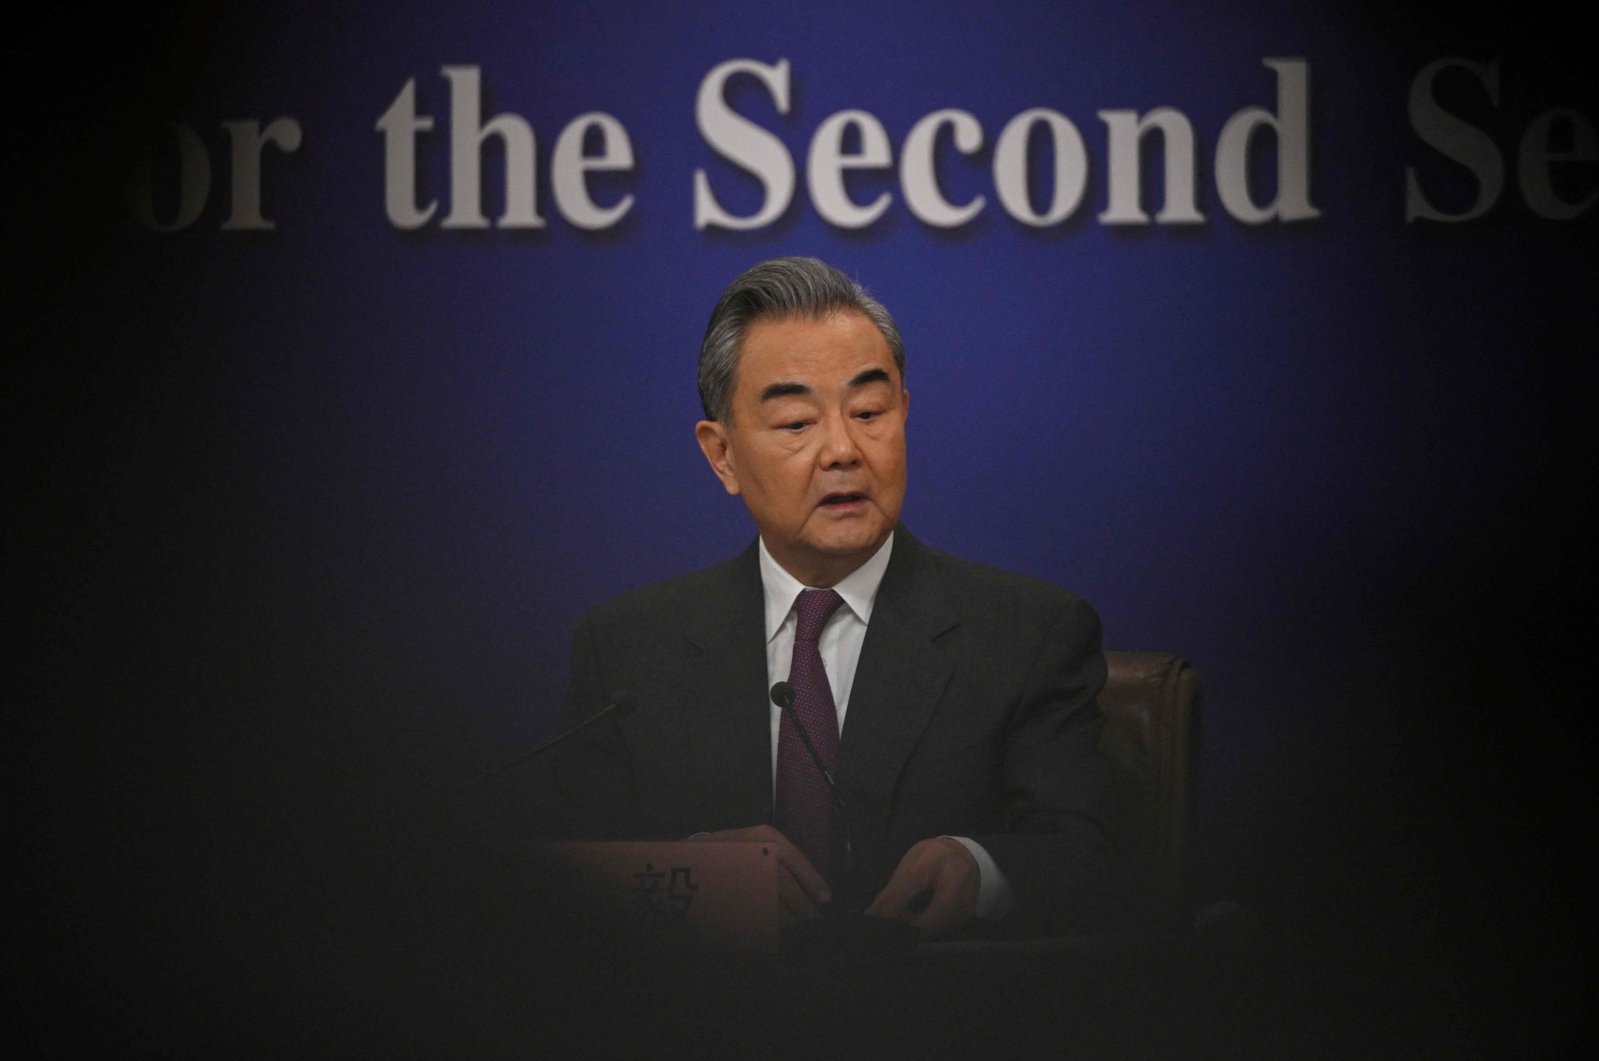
775;588;845;883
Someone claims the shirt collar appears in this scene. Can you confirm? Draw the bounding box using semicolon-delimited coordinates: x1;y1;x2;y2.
758;532;895;643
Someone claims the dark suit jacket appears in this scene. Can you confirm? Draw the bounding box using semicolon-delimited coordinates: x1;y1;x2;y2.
537;529;1121;936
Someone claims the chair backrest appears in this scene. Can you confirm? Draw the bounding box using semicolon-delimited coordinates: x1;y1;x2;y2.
1096;651;1201;918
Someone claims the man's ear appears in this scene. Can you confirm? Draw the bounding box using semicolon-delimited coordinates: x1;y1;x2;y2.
694;420;741;496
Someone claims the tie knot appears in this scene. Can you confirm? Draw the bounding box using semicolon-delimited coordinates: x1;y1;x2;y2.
793;588;845;642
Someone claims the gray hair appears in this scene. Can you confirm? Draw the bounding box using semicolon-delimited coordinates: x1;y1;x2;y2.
697;256;905;422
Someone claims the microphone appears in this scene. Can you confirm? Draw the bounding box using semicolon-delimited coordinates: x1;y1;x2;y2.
770;681;837;789
770;680;857;909
457;692;637;789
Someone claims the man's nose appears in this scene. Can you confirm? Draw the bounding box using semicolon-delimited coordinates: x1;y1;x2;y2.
816;412;861;467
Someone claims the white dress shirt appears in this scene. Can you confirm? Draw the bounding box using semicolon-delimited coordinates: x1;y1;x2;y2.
758;533;1013;920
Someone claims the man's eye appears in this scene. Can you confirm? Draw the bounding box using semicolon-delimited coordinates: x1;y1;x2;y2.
855;409;882;421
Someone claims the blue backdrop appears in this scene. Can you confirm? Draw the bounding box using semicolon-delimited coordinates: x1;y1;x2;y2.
15;0;1594;1051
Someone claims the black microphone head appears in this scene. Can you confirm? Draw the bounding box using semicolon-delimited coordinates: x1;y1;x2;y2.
607;691;638;719
769;681;795;710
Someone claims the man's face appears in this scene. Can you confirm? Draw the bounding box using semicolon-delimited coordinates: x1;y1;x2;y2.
695;310;909;588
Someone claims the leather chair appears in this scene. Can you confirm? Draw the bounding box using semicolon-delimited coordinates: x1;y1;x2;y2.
1097;652;1201;921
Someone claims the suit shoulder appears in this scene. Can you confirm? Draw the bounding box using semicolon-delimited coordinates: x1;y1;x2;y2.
916;543;1101;629
577;552;751;634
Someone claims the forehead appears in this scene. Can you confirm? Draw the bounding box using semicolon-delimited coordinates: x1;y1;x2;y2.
734;311;897;394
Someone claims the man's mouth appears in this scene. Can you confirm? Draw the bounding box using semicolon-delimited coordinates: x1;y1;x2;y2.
819;492;866;508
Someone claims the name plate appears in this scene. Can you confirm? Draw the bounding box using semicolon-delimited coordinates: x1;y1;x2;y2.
541;841;779;952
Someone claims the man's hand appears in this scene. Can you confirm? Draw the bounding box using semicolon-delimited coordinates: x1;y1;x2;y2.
864;837;980;938
691;825;830;925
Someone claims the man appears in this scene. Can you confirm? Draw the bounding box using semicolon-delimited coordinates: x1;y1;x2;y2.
546;257;1118;939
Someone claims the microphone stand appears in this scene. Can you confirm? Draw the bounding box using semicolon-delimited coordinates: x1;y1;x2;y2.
769;680;858;909
456;694;637;790
770;682;916;955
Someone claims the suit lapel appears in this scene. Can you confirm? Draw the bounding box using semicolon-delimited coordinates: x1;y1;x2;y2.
836;532;957;840
668;543;773;830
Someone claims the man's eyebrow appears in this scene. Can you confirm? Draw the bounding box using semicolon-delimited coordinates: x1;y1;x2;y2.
848;367;893;389
758;381;811;402
757;369;893;403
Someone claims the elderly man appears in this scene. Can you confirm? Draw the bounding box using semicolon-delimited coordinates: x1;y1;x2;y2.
548;257;1118;939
